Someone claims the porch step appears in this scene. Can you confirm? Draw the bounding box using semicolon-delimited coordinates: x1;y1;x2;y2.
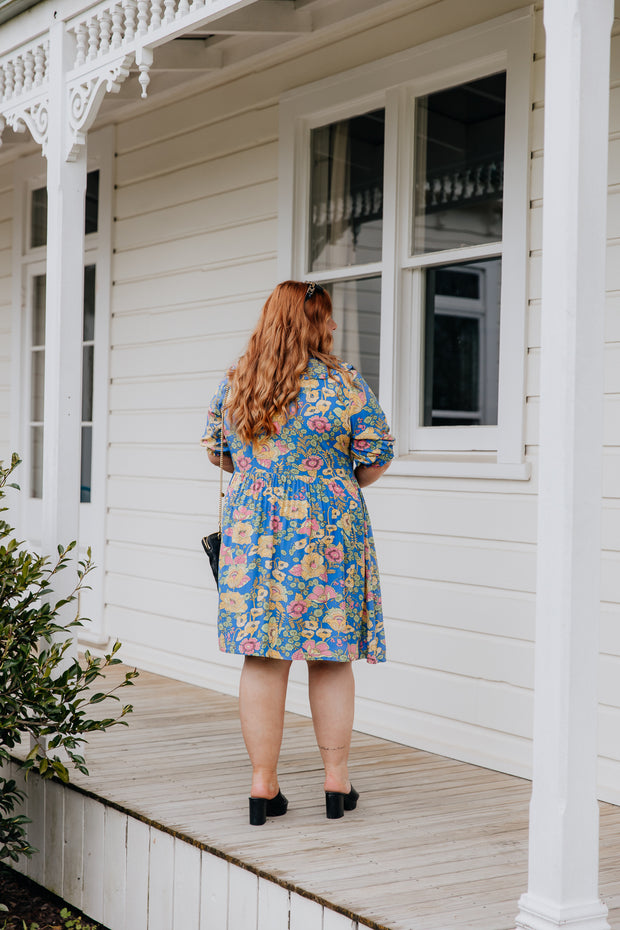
7;665;620;929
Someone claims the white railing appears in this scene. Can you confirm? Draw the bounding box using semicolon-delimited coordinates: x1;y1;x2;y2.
67;0;210;69
0;0;258;153
0;35;49;104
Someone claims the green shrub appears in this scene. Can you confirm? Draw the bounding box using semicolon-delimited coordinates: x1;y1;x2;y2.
0;453;137;863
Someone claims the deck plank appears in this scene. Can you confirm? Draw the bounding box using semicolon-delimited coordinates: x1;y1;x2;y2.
15;663;620;930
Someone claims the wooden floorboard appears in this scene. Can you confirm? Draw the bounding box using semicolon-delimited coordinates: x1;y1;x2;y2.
17;664;620;930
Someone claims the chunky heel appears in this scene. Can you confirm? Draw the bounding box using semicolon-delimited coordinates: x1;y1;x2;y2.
325;785;359;819
325;792;345;819
249;797;267;825
249;789;288;825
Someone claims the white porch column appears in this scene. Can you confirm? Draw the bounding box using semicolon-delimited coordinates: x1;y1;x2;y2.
515;2;612;930
42;20;86;566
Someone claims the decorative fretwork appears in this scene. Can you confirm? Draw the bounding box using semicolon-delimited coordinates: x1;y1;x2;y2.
67;56;133;159
0;0;258;158
66;0;215;80
0;36;50;151
0;37;49;100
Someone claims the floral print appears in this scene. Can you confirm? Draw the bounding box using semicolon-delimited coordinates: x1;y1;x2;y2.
202;360;394;663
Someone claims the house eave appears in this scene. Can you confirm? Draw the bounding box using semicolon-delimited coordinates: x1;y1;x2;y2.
0;0;43;27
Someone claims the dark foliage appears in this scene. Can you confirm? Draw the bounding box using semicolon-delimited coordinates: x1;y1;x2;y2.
0;453;138;865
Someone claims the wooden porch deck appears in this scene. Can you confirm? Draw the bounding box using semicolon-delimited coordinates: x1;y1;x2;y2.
15;664;620;930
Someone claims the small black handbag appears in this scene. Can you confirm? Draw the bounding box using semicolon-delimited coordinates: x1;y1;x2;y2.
201;530;222;585
202;389;228;587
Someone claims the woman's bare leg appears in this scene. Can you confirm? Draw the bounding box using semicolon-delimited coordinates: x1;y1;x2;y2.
239;656;292;798
307;661;355;793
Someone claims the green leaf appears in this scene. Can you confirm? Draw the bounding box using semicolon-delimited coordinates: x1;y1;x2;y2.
51;760;69;783
0;454;138;862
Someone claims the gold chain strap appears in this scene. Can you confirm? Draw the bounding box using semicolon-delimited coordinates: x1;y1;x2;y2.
217;386;229;533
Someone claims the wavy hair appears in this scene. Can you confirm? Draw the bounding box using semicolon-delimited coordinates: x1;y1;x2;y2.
226;280;345;445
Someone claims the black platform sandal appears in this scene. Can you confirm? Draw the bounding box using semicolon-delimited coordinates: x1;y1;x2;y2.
325;785;359;819
248;789;288;826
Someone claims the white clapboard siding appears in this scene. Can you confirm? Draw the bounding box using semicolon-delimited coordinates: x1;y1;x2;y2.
115;180;278;254
113;218;278;284
116;106;279;189
105;1;545;783
96;0;620;795
116;142;278;220
601;552;620;603
112;256;277;315
111;294;261;346
381;575;535;640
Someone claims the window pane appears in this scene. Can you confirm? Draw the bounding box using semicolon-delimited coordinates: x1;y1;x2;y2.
413;73;506;255
32;274;46;346
30;186;47;248
83;264;96;341
30;425;43;499
423;257;501;426
309;110;384;272
31;350;45;422
82;345;94;422
85;170;100;235
31;171;99;248
324;276;381;397
81;425;92;503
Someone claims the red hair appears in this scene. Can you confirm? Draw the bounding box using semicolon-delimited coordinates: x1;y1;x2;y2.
227;281;344;444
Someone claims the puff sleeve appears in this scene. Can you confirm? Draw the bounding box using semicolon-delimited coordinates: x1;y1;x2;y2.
348;369;395;467
201;376;231;456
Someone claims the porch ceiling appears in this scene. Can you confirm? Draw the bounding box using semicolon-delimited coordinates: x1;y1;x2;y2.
93;0;437;123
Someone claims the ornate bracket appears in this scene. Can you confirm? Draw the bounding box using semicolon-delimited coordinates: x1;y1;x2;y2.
0;0;252;161
66;53;133;160
3;98;50;152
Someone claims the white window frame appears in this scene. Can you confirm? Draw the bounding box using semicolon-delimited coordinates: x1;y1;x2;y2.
11;126;114;642
278;10;532;480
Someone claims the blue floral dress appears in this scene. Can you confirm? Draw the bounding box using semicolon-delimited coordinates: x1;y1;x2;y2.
202;359;394;663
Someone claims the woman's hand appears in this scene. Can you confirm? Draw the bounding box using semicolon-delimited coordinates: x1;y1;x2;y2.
355;462;390;488
207;451;235;474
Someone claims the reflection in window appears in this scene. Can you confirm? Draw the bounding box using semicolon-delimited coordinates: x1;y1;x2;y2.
81;264;96;503
423;258;501;426
309;110;385;272
413;73;506;254
30;274;46;498
324;276;381;397
85;170;100;235
30;187;47;249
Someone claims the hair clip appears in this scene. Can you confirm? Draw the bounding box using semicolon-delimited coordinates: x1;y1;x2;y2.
304;282;324;302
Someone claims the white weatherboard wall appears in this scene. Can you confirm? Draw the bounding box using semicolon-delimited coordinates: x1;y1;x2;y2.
105;0;539;782
97;0;620;799
0;159;13;463
6;761;360;930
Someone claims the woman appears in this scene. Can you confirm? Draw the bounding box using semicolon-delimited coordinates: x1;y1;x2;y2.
202;281;394;825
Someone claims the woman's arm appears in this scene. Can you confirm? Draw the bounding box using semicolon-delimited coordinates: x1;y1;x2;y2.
207;451;235;474
355;462;391;488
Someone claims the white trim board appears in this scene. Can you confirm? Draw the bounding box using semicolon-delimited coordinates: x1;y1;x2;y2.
7;759;366;930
